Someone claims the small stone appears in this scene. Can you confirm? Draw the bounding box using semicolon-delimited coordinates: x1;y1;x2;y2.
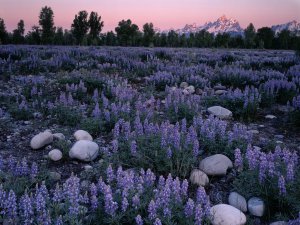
214;85;226;90
274;135;284;139
208;106;232;119
49;172;61;181
190;169;209;186
199;154;233;176
248;197;265;217
182;89;190;95
180;82;189;89
269;221;287;225
265;115;277;119
24;121;30;125
248;129;259;134
53;133;65;140
215;90;227;95
74;130;93;141
185;85;195;94
48;149;63;161
84;165;93;170
196;88;203;95
33;112;42;118
69;140;99;162
228;192;247;212
276;141;283;144
258;125;265;128
210;204;246;225
30;131;53;150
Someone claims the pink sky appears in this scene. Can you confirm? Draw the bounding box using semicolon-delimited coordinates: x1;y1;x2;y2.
0;0;299;33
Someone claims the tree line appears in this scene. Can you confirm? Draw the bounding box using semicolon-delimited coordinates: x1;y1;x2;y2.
0;6;300;50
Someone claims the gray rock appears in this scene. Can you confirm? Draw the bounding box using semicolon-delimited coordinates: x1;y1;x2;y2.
199;154;233;176
185;85;195;94
208;106;232;119
74;130;93;141
248;197;265;217
265;115;277;119
48;149;63;161
214;85;226;90
210;204;246;225
228;192;247;212
49;172;61;181
30;131;53;150
190;169;209;186
180;82;189;89
269;221;287;225
69;140;99;162
215;90;227;95
53;133;65;140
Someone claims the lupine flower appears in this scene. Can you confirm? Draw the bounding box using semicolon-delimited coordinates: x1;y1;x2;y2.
154;218;162;225
195;204;203;225
148;200;157;220
20;192;34;225
130;140;137;156
30;162;38;179
5;190;17;218
135;214;143;225
278;175;287;196
55;215;63;225
132;194;140;209
234;148;243;170
52;183;63;203
166;146;172;159
121;197;129;212
184;198;195;217
63;174;80;216
106;164;115;183
181;179;189;197
91;195;98;210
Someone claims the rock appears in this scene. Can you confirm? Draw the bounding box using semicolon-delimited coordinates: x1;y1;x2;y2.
248;197;265;217
210;204;246;225
182;89;190;95
53;133;65;140
180;82;189;89
258;125;265;128
196;88;203;95
49;172;61;181
269;221;287;225
248;129;259;134
265;115;276;119
214;85;226;90
276;140;283;144
228;192;247;212
274;135;284;139
33;112;42;118
199;154;233;176
190;169;209;186
185;85;195;94
207;106;232;119
84;165;93;170
215;90;227;95
48;149;63;161
69;140;99;162
74;130;93;141
30;131;53;150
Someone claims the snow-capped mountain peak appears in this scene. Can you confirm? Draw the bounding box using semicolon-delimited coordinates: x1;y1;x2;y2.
271;20;300;36
173;15;244;36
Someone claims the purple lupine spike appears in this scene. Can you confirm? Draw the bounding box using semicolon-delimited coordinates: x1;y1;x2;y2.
154;218;162;225
148;200;157;220
172;177;182;202
121;197;129;212
106;164;115;183
195;204;203;225
144;169;156;187
234;148;243;171
91;194;98;210
184;198;195;217
135;214;143;225
181;179;189;197
20;192;34;225
286;164;295;182
52;183;63;203
92;102;101;118
90;183;98;197
55;215;63;225
166;146;172;159
21;158;29;175
259;153;268;183
63;174;80;216
80;192;89;204
132;194;140;209
193;139;199;157
278;175;287;196
30;162;38;179
111;139;118;153
130;140;137;156
5;190;17;218
104;185;118;216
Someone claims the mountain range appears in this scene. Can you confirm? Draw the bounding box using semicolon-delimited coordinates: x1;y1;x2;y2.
163;15;300;36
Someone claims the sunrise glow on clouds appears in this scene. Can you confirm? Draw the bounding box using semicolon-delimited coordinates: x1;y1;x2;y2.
0;0;299;33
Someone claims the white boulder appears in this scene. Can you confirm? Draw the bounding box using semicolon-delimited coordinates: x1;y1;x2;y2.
74;130;93;141
190;169;209;186
48;149;63;161
69;140;99;162
208;106;232;119
30;131;53;150
228;192;247;212
199;154;233;176
210;204;246;225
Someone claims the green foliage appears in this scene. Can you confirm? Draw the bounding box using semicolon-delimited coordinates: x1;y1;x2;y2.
8;104;33;121
233;170;300;221
72;10;89;44
289;110;300;127
52;139;71;158
115;19;141;46
53;105;82;126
